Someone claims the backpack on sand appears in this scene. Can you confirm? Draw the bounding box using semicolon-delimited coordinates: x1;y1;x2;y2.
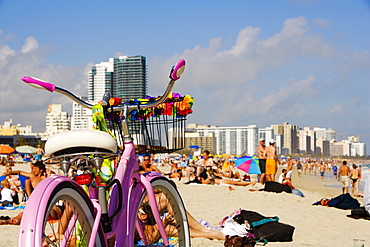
235;210;295;242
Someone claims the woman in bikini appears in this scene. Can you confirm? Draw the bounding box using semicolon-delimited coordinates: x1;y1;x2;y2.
350;164;361;196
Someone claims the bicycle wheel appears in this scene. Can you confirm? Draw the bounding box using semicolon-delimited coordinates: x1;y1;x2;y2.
134;177;190;247
40;181;105;247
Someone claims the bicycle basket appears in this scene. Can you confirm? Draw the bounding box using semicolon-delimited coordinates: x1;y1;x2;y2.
129;114;187;154
106;93;193;154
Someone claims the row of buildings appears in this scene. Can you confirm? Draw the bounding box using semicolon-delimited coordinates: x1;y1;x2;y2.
1;55;366;157
181;123;366;157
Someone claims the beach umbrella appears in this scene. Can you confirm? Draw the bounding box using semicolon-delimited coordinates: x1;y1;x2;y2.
235;156;261;175
0;144;15;154
168;153;182;159
189;145;200;149
15;145;37;154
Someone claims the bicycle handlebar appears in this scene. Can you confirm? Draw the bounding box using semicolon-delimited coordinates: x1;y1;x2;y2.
21;59;186;112
22;76;56;92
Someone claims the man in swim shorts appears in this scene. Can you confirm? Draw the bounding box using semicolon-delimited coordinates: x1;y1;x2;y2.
338;160;350;194
258;138;267;184
285;156;293;183
264;139;280;182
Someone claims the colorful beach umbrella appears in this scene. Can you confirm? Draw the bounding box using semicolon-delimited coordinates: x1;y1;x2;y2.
235;156;261;175
189;145;200;149
15;145;37;154
0;144;15;154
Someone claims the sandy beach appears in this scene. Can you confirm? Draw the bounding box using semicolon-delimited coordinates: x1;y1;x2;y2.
0;162;368;247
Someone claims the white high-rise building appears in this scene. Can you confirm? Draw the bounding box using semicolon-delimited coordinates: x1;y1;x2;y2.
298;127;316;155
351;143;366;156
258;127;274;144
314;127;336;142
271;122;298;154
187;124;258;156
88;56;147;103
71;97;93;130
45;104;70;137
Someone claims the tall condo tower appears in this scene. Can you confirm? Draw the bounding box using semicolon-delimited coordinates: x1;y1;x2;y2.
88;55;147;103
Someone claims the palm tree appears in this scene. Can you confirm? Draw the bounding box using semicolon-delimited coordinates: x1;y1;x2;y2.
15;137;29;147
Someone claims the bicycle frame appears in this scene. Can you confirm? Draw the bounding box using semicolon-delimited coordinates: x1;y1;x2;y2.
19;59;187;246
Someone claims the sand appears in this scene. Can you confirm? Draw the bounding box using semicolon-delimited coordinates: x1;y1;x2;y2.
0;163;368;247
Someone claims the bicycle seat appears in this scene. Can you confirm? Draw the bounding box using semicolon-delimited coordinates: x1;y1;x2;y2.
45;130;118;156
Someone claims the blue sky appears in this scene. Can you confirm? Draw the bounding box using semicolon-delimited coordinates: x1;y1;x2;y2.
0;0;370;154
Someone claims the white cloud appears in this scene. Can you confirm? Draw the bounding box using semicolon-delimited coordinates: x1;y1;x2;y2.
0;34;86;132
21;36;38;53
148;17;340;128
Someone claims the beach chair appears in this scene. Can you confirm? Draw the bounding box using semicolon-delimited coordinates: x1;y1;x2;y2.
0;175;6;187
18;175;29;202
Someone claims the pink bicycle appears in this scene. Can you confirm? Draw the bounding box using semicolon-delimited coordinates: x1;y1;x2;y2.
19;60;191;246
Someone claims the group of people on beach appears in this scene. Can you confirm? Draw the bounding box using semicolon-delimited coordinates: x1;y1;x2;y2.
0;160;50;225
0;145;44;166
0;144;368;246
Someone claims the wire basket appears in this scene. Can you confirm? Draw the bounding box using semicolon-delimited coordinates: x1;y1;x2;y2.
129;115;186;154
105;93;193;154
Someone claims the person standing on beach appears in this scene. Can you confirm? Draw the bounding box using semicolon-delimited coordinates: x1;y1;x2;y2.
296;160;302;178
35;145;44;161
319;162;325;181
350;164;361;196
338;161;350;194
264;140;279;182
332;164;338;179
285;156;293;183
258;138;267;184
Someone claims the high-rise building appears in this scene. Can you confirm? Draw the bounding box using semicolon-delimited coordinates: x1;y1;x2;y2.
271;122;298;155
71;97;93;130
45;104;71;136
258;127;274;144
298;127;316;155
314;127;336;142
316;137;330;155
185;123;258;156
88;55;147;103
351;143;366;156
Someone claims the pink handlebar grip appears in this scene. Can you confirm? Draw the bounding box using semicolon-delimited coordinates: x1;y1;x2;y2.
170;59;186;80
21;76;56;92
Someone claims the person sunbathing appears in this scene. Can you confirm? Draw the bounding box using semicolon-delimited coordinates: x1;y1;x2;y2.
185;171;256;187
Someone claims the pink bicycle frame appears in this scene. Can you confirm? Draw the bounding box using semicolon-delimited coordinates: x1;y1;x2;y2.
19;59;186;246
19;144;169;247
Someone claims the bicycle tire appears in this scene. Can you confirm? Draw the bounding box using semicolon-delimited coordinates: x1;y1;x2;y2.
133;177;190;247
37;181;105;247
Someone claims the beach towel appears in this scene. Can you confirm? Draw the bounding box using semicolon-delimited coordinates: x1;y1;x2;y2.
0;205;25;210
327;193;360;209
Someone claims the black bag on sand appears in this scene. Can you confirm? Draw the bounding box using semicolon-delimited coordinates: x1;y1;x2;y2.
236;210;295;242
224;235;256;247
347;206;370;220
261;181;292;194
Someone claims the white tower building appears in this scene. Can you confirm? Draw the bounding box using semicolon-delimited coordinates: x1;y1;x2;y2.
45;104;70;137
